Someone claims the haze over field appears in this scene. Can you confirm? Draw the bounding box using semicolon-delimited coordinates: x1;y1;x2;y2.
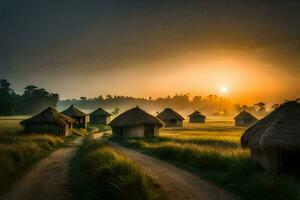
1;1;300;104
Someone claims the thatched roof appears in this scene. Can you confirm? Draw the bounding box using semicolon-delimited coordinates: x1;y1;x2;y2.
90;107;111;116
234;111;257;121
241;101;300;151
61;105;87;117
110;106;164;127
157;108;185;120
188;110;206;118
20;107;77;126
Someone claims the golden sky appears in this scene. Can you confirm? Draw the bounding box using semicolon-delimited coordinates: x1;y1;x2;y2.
1;1;300;105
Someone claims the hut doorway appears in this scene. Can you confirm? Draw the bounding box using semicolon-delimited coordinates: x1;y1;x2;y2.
281;150;300;175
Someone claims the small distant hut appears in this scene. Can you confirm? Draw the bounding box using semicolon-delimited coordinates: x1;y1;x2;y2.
156;108;184;127
234;111;258;126
188;111;206;123
89;107;111;125
61;105;88;129
20;107;76;136
110;106;164;138
241;101;300;174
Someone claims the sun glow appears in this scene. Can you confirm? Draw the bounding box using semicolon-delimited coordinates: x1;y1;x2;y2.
220;86;229;93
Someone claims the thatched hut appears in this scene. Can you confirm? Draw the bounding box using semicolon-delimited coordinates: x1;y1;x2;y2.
61;105;87;129
90;107;111;125
156;108;184;127
110;106;164;138
20;107;76;136
241;101;300;174
234;111;258;126
188;111;206;123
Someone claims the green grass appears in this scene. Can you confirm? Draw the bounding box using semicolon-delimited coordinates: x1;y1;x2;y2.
68;135;165;200
0;119;76;195
110;121;300;200
87;123;111;133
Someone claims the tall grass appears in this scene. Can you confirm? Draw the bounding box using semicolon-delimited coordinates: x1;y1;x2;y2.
0;120;72;195
110;122;300;200
68;136;165;200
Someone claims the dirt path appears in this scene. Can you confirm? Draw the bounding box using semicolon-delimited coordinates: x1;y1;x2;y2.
93;134;237;200
2;137;84;200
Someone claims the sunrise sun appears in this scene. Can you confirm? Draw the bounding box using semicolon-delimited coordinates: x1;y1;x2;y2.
220;86;229;93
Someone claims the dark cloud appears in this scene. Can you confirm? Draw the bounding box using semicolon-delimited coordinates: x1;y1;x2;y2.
0;0;299;99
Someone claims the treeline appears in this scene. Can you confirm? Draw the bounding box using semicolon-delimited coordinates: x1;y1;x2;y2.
0;79;59;115
59;94;262;116
1;78;271;117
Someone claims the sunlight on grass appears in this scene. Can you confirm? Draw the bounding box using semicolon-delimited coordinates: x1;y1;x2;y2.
111;121;300;200
0;119;69;195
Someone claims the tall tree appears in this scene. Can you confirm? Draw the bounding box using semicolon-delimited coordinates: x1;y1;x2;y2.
0;79;14;115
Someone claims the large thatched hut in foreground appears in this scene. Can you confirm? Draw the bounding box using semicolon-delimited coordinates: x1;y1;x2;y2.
61;105;88;129
110;106;164;138
156;108;184;127
234;111;258;126
20;107;76;136
89;107;111;125
241;101;300;174
188;111;206;123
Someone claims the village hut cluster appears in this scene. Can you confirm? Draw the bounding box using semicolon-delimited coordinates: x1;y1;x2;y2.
19;99;300;175
21;103;261;138
20;105;111;136
20;100;266;138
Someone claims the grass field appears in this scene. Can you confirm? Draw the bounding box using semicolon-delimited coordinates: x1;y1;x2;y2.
110;120;300;200
0;119;74;195
69;135;165;200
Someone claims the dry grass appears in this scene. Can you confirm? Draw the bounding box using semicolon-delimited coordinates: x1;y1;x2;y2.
0;119;70;195
111;120;300;200
68;136;165;200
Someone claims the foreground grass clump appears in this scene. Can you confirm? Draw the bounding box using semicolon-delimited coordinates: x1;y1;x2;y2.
0;119;73;195
69;136;165;200
110;122;300;200
0;134;65;194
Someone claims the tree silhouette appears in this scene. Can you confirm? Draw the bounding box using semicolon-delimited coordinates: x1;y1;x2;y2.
255;102;266;112
0;79;14;115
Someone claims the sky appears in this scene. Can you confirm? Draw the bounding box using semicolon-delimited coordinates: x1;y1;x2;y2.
1;0;300;104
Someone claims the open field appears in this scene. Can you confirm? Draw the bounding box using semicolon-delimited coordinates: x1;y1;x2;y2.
69;135;165;200
0;119;74;195
110;120;300;200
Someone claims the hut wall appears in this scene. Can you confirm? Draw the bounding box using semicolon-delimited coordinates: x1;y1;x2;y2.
164;119;183;127
123;125;145;137
189;116;205;123
153;125;160;136
73;116;87;129
235;118;256;126
90;116;110;125
64;123;72;136
112;125;160;138
24;124;66;136
111;127;121;137
235;119;247;126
